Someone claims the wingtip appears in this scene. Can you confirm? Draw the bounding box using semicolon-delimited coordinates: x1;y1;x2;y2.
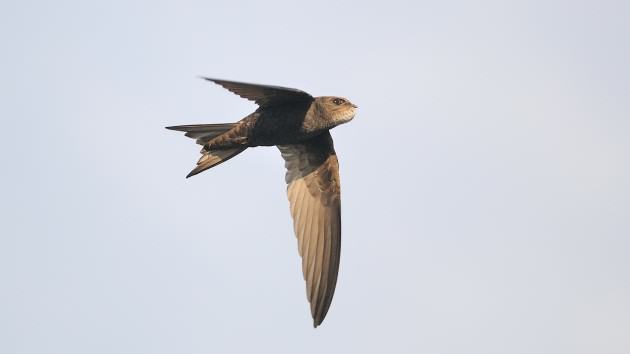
198;76;218;83
313;317;323;328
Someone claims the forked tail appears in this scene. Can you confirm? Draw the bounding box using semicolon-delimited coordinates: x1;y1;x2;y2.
166;123;247;178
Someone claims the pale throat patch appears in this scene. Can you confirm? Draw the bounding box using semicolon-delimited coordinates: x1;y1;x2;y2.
302;101;355;132
332;109;355;125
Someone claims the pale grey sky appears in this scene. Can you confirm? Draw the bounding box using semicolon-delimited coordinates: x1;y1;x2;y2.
1;1;629;353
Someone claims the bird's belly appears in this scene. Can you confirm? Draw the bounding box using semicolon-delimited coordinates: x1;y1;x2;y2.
247;108;312;146
249;128;310;146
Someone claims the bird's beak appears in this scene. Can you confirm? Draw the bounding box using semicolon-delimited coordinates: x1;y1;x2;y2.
351;104;358;108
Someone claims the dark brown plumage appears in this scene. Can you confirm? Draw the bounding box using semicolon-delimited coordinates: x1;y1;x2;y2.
166;77;356;327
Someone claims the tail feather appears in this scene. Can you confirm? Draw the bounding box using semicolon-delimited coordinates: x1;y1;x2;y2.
186;147;247;178
166;123;237;145
166;123;247;178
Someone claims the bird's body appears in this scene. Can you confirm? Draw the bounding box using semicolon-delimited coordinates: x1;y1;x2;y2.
166;78;356;327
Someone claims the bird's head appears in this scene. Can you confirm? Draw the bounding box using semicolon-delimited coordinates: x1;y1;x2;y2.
313;96;357;128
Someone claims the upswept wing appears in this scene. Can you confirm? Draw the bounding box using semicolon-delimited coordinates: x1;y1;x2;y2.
202;77;313;108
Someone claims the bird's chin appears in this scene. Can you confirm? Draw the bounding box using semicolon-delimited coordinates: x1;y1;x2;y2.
337;115;354;126
329;110;355;128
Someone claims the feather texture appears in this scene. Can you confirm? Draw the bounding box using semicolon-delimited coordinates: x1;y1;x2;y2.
278;132;341;327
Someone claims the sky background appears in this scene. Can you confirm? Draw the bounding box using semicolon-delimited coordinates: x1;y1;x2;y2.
1;0;629;353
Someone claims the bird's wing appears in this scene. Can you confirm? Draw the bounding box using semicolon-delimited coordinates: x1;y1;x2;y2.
202;77;313;108
278;131;341;327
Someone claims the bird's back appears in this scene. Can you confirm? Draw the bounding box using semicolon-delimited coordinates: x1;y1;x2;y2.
247;102;314;146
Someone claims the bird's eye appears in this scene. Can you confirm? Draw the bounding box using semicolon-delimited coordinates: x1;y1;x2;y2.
333;98;345;105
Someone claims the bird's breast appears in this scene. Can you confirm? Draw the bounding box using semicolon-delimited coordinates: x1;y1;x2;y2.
247;104;319;146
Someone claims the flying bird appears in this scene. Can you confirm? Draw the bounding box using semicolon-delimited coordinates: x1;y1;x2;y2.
166;77;357;327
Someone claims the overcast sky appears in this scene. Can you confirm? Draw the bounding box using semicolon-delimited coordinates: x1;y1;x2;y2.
1;1;629;353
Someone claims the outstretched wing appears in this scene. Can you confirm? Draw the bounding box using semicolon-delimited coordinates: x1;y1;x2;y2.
202;77;313;108
278;132;341;327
